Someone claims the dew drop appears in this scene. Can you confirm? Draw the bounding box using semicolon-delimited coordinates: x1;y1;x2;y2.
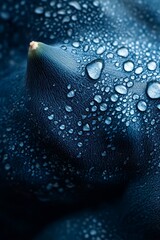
147;81;160;99
65;105;73;112
123;61;134;72
105;117;112;125
100;103;107;111
111;94;118;102
94;95;102;103
72;42;80;48
35;7;44;14
135;66;143;75
83;124;90;131
117;47;129;57
86;59;104;80
67;90;75;98
48;114;54;120
147;61;157;71
60;124;65;130
96;46;106;55
69;1;81;10
157;104;160;110
115;85;127;95
5;163;11;171
137;100;147;112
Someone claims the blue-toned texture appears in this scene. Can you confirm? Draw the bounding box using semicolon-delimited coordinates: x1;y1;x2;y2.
0;0;160;239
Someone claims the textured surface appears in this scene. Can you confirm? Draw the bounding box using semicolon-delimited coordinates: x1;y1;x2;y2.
0;0;160;239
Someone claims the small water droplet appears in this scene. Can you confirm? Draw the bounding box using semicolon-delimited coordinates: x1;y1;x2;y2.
35;7;44;14
48;114;54;120
157;104;160;110
90;229;97;236
67;90;75;98
111;94;118;102
147;61;157;71
83;124;90;131
105;117;112;125
94;95;102;103
5;163;11;171
96;46;106;55
69;1;81;10
115;85;127;95
60;124;65;130
135;66;143;75
72;41;80;48
100;103;107;111
65;105;73;112
137;100;147;112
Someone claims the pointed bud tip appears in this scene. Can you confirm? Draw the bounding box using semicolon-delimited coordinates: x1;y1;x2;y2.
29;41;39;51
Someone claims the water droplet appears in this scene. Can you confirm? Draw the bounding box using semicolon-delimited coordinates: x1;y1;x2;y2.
67;90;75;98
111;94;118;102
72;41;80;48
69;1;81;10
65;105;73;112
83;124;90;131
147;61;157;71
91;106;97;112
78;142;83;147
157;104;160;110
137;100;147;112
90;229;97;236
117;47;129;57
60;124;65;130
123;61;134;72
48;114;54;120
105;117;112;125
135;66;143;75
35;7;44;14
96;46;106;55
107;53;114;59
5;163;11;171
147;81;160;99
94;94;102;103
100;103;107;111
86;59;104;80
115;85;127;95
0;11;10;20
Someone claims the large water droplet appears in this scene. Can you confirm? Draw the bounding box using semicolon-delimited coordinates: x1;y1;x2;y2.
123;61;134;72
86;59;104;80
147;61;157;71
147;81;160;99
115;85;127;95
117;47;129;57
137;100;147;112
